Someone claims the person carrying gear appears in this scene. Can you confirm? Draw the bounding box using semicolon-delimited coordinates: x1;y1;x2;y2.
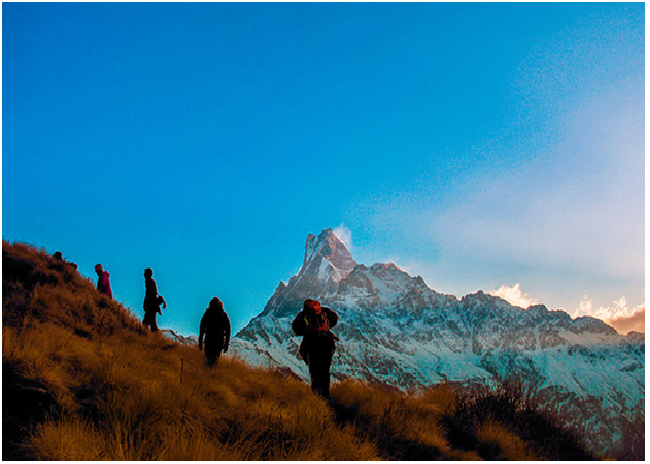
143;268;166;332
94;263;112;298
292;299;339;399
198;297;231;367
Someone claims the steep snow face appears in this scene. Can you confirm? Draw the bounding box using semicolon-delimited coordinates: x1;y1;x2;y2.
232;230;645;457
303;228;357;276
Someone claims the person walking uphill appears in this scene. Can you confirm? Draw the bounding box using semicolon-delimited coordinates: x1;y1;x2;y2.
143;268;166;332
198;297;231;367
95;264;112;298
292;299;339;399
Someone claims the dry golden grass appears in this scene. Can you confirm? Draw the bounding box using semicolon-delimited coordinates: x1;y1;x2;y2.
3;241;598;460
476;421;539;460
330;380;479;460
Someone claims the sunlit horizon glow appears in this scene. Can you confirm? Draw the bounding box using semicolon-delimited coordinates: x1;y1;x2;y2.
485;283;645;334
3;3;643;336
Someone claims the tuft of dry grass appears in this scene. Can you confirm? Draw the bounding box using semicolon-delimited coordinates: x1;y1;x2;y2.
476;420;538;460
3;241;601;460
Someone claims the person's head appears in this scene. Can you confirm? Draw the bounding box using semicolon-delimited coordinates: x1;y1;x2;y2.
54;252;63;260
209;297;223;312
304;299;321;314
144;268;153;279
95;264;103;275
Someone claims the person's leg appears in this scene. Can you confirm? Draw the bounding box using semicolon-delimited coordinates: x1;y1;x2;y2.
309;344;332;398
205;347;216;366
143;312;154;331
205;341;223;367
308;361;319;394
321;347;333;398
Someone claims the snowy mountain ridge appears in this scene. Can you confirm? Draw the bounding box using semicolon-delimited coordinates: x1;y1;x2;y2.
161;329;199;346
230;228;643;456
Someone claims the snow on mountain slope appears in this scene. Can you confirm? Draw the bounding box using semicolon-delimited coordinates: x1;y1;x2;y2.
232;228;644;456
162;329;199;346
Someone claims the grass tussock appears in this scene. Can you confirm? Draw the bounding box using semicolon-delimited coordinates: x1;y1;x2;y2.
3;241;599;460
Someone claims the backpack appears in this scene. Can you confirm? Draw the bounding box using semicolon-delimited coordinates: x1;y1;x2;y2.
304;311;330;332
294;309;339;363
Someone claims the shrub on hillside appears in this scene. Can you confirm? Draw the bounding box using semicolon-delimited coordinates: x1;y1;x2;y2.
442;380;595;460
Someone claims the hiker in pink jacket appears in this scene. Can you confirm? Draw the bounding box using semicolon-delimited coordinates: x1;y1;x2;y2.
94;263;113;299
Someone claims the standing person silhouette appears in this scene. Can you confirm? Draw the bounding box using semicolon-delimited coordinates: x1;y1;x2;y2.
53;251;77;269
292;299;339;399
94;263;112;298
198;297;231;367
143;268;166;332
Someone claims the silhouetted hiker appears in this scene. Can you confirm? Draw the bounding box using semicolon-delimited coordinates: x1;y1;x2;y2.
143;268;166;332
94;263;112;298
198;297;231;367
53;251;78;269
292;299;339;399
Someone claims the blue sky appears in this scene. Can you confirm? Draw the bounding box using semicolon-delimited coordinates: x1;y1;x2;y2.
3;3;644;335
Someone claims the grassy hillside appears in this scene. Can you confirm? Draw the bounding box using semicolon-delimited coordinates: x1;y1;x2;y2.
3;241;597;460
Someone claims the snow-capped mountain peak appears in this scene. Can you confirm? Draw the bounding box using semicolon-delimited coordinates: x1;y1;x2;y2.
259;228;356;319
233;228;644;457
302;228;357;279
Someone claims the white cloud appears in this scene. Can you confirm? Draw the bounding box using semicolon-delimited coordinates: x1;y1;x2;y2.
489;284;539;308
575;294;594;316
572;294;645;333
333;224;353;249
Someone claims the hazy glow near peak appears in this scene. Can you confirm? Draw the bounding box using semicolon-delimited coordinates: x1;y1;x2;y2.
333;225;353;249
489;284;539;309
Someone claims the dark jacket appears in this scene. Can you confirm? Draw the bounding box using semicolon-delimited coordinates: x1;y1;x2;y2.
199;308;231;349
143;277;162;314
292;306;339;367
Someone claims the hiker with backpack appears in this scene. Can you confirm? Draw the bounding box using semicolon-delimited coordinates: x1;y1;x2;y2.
198;297;231;366
143;268;166;332
94;263;112;298
292;299;339;399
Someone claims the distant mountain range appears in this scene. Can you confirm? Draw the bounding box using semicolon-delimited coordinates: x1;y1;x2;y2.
161;329;198;346
230;228;645;457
